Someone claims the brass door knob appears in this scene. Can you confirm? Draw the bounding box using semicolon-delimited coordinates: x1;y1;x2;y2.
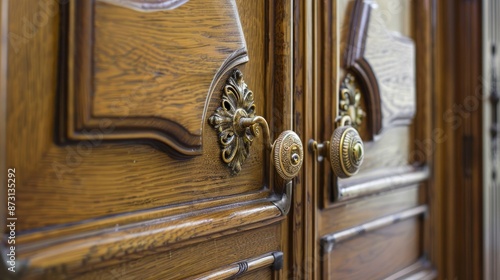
272;130;304;180
209;70;304;181
310;117;364;178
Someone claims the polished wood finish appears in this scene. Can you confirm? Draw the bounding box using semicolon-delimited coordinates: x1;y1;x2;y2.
188;251;282;280
314;1;437;279
385;260;437;280
322;219;422;280
344;0;416;138
321;205;427;251
319;186;420;236
64;0;249;155
3;0;295;278
433;0;484;279
70;225;281;279
1;0;486;279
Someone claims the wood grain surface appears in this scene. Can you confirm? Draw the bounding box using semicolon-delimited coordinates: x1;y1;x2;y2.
2;0;478;278
66;225;281;280
3;0;294;278
322;219;421;280
319;186;420;236
65;0;249;155
12;0;271;233
344;0;416;138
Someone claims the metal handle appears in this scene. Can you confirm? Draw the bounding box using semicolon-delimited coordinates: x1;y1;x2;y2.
310;116;364;178
209;70;303;180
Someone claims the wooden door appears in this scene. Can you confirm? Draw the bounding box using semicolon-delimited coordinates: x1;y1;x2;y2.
2;0;485;279
1;0;301;278
295;0;438;278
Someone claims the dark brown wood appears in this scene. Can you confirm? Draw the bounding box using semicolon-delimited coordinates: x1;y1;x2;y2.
289;0;320;277
433;0;484;279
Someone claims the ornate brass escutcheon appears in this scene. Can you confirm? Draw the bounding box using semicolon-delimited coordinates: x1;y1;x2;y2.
209;70;303;181
339;73;366;130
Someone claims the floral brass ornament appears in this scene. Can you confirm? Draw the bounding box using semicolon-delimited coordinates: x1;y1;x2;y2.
209;69;304;179
339;73;366;129
209;70;258;174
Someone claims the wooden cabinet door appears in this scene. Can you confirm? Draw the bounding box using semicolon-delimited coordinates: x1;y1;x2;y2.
1;0;300;278
306;0;438;278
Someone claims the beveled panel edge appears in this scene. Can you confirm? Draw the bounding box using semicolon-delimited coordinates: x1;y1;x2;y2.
384;259;437;280
321;205;427;253
188;251;283;280
98;0;189;12
336;165;429;202
15;199;284;277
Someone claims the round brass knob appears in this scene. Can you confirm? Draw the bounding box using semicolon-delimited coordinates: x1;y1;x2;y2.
272;130;304;181
329;126;364;178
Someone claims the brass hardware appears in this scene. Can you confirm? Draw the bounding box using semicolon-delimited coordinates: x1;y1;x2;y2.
209;70;303;180
309;73;365;178
339;73;366;129
310;107;364;178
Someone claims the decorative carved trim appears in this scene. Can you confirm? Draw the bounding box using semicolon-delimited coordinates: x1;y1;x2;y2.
98;0;189;12
209;70;258;174
321;205;427;253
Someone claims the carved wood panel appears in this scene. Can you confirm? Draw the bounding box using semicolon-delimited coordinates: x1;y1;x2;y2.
3;0;295;277
317;0;435;278
62;0;249;156
330;0;421;204
344;0;416;139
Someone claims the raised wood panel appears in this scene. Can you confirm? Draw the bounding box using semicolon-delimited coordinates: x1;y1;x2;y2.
319;186;420;236
325;0;419;206
64;0;250;156
61;225;281;280
344;0;416;138
354;126;409;173
17;202;282;276
3;1;295;278
322;219;422;280
12;0;275;233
